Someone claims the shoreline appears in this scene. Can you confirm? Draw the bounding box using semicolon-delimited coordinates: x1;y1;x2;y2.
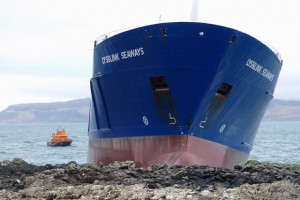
0;158;299;199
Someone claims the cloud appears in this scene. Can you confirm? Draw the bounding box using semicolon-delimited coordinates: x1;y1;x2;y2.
0;0;300;112
0;74;90;111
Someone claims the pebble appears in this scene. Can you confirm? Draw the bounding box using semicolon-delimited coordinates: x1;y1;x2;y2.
0;158;299;199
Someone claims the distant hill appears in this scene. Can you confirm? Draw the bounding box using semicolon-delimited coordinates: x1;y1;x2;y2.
263;99;300;121
0;98;299;123
0;98;90;123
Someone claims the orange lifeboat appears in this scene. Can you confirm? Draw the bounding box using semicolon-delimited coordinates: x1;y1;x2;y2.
47;129;72;146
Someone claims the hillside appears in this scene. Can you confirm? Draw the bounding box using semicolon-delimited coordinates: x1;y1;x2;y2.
263;99;300;121
0;98;299;123
0;98;90;123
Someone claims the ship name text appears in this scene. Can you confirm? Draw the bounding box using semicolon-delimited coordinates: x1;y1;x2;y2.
246;58;274;81
102;47;144;64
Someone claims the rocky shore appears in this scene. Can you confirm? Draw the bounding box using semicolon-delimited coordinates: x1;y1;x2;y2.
0;158;299;199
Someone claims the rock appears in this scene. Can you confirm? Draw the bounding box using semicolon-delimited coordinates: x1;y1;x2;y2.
0;159;299;199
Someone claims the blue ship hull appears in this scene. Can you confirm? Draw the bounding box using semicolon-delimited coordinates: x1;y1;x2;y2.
88;22;282;168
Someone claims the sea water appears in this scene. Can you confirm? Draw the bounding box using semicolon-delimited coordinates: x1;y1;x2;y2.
0;123;88;165
250;121;300;164
0;122;299;166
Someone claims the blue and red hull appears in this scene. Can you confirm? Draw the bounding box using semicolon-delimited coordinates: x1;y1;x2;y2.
88;22;282;168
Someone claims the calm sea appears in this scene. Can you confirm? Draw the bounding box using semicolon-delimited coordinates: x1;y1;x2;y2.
0;122;299;166
0;123;88;165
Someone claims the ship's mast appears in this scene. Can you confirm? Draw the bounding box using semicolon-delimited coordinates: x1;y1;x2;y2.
190;0;199;22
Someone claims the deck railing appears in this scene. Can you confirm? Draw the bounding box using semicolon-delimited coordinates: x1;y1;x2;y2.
94;27;133;46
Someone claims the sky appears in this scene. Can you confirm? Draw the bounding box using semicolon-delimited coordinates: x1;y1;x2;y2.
0;0;299;111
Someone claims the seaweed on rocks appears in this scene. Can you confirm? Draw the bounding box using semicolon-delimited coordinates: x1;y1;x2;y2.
0;159;299;199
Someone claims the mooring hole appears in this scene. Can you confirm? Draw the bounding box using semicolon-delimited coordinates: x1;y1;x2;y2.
150;76;170;94
215;83;233;100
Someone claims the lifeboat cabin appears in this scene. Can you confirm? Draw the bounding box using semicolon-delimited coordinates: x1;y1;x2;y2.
47;129;72;147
